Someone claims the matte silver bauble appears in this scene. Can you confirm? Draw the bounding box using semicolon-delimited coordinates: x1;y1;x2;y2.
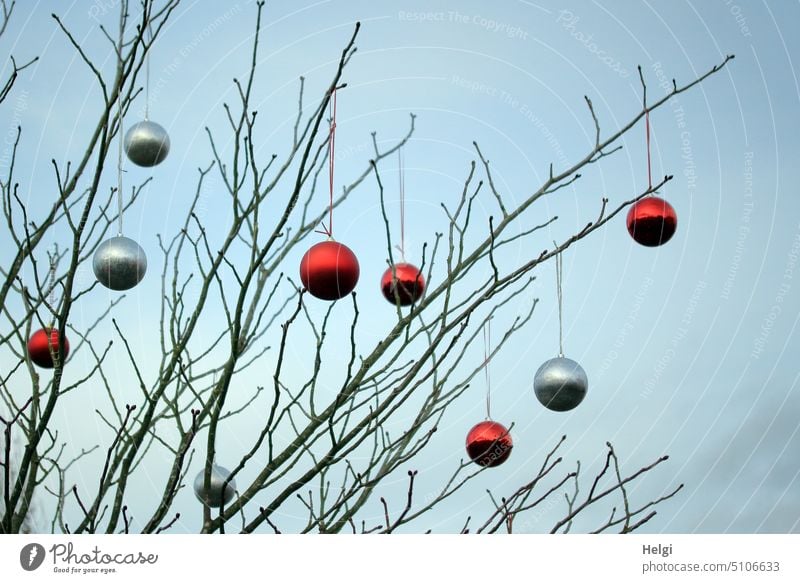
533;356;588;412
93;236;147;291
193;465;236;508
124;120;170;167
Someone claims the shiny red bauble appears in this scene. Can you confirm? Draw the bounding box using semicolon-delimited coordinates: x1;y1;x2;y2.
27;327;70;368
626;196;678;247
380;262;425;306
299;240;360;301
465;420;513;467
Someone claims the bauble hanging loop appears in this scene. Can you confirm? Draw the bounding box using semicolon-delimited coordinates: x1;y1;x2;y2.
626;196;677;247
533;356;588;412
93;236;147;291
27;327;70;369
381;262;425;306
465;420;513;467
193;464;236;508
299;240;360;301
124;120;170;167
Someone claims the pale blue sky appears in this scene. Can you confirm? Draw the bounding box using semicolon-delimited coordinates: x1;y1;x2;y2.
2;1;799;533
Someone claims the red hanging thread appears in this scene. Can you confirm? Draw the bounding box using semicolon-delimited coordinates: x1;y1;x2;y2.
645;109;653;192
483;318;492;419
301;87;361;301
627;103;677;246
317;88;337;237
397;148;406;259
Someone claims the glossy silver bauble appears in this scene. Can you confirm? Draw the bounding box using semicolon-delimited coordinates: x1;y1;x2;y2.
124;120;170;167
193;465;236;508
93;236;147;291
533;356;588;412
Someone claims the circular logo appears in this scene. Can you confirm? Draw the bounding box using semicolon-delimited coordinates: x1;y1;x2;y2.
20;543;46;571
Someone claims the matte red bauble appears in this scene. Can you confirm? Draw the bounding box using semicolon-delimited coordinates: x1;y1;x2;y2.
300;240;360;301
27;328;70;369
465;420;513;467
626;196;677;247
381;263;425;306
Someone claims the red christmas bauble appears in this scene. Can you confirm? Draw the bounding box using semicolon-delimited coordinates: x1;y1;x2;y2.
300;240;360;301
465;420;513;467
27;327;70;369
381;262;425;306
626;196;677;247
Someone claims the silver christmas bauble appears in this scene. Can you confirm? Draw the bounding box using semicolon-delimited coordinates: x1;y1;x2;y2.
533;356;588;412
124;120;170;167
193;465;236;508
93;236;147;291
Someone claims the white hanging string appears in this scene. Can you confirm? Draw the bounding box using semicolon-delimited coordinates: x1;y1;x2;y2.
113;3;128;238
554;243;564;358
117;84;124;237
144;22;152;121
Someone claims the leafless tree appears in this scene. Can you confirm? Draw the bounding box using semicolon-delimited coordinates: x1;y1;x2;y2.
0;1;733;534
